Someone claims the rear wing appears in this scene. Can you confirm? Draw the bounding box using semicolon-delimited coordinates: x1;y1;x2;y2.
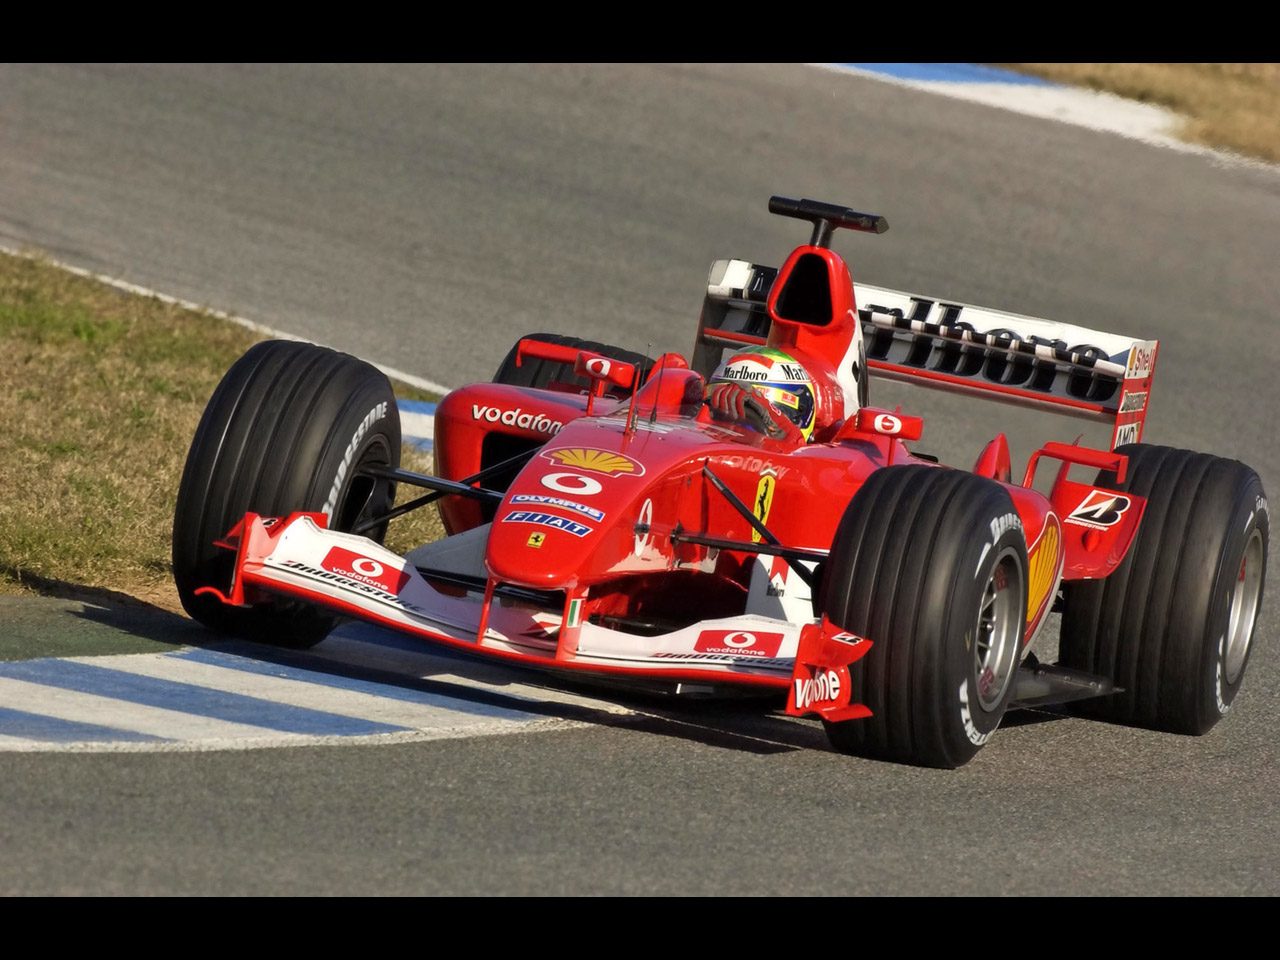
693;259;1157;450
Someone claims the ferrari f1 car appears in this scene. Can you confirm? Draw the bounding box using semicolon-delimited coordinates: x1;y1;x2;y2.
173;196;1268;768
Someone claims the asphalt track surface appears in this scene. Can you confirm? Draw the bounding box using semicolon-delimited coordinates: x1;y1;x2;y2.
2;64;1278;895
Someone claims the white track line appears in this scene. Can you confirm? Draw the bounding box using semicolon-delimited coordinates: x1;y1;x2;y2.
77;653;495;730
0;675;291;742
0;717;587;755
398;407;436;443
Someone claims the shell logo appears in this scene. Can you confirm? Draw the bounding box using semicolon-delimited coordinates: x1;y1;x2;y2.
542;447;645;477
1026;516;1061;619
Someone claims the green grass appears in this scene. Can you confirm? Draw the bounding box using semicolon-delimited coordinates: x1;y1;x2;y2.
0;251;444;614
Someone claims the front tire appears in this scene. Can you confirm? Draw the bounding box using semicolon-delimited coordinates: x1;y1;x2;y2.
820;466;1028;768
1059;444;1268;734
173;340;400;647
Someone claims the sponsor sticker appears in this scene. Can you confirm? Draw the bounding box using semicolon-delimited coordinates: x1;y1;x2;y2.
1025;516;1061;619
751;470;777;544
527;532;545;548
757;386;799;410
511;494;605;522
1114;422;1140;447
1118;391;1148;414
650;652;791;666
776;362;810;383
540;472;603;496
502;511;592;538
280;559;431;616
541;447;645;477
712;454;790;480
633;498;653;557
792;668;842;711
856;296;1117;401
320;546;408;594
720;362;771;382
694;629;784;659
583;357;611;378
828;630;866;646
471;404;562;435
1126;343;1155;380
767;554;788;597
873;413;903;435
1066;491;1132;530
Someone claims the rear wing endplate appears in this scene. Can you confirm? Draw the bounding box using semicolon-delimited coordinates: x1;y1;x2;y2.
693;259;1157;450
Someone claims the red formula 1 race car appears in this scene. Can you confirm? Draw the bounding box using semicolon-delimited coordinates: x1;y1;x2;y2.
173;196;1268;768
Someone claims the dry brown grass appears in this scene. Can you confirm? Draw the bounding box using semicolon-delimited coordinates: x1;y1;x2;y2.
1006;63;1280;163
384;447;447;557
0;252;442;610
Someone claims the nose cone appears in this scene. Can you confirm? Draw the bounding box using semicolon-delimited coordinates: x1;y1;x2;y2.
485;442;650;589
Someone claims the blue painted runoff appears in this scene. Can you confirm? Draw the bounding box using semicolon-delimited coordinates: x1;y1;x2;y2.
174;646;534;721
398;399;435;452
0;658;407;737
843;63;1057;85
398;400;437;415
0;705;164;743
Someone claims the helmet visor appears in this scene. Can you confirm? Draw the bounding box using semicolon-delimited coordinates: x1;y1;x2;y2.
755;383;815;434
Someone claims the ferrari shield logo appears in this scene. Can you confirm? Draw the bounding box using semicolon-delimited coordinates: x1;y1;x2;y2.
527;531;546;548
752;470;777;543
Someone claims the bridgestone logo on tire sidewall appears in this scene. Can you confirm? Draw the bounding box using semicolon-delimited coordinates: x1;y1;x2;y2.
958;678;992;746
1215;632;1231;716
322;401;388;518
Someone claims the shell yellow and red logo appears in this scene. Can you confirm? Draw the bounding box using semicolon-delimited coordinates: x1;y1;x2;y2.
1026;516;1061;620
540;447;645;477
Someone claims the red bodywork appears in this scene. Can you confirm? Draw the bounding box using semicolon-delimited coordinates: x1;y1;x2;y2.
203;233;1153;724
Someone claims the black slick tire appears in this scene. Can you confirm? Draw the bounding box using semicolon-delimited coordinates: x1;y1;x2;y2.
1058;444;1268;734
821;465;1029;768
492;332;654;395
478;333;657;512
172;340;400;648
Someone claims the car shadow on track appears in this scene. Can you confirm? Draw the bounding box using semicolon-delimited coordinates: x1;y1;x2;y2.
233;633;829;756
11;580;1064;757
0;568;203;659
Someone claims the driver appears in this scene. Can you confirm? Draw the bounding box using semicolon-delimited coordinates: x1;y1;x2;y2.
705;346;818;441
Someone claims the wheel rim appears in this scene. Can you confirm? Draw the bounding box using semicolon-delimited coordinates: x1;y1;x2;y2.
1225;529;1264;685
334;436;395;536
973;549;1023;712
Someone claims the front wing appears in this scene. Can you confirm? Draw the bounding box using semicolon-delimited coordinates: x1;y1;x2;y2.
197;512;872;720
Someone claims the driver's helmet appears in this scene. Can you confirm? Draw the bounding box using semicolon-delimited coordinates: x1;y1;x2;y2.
708;346;817;441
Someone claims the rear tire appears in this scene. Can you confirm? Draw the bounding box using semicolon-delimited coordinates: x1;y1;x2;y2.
820;466;1028;768
1058;444;1268;734
173;340;400;648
